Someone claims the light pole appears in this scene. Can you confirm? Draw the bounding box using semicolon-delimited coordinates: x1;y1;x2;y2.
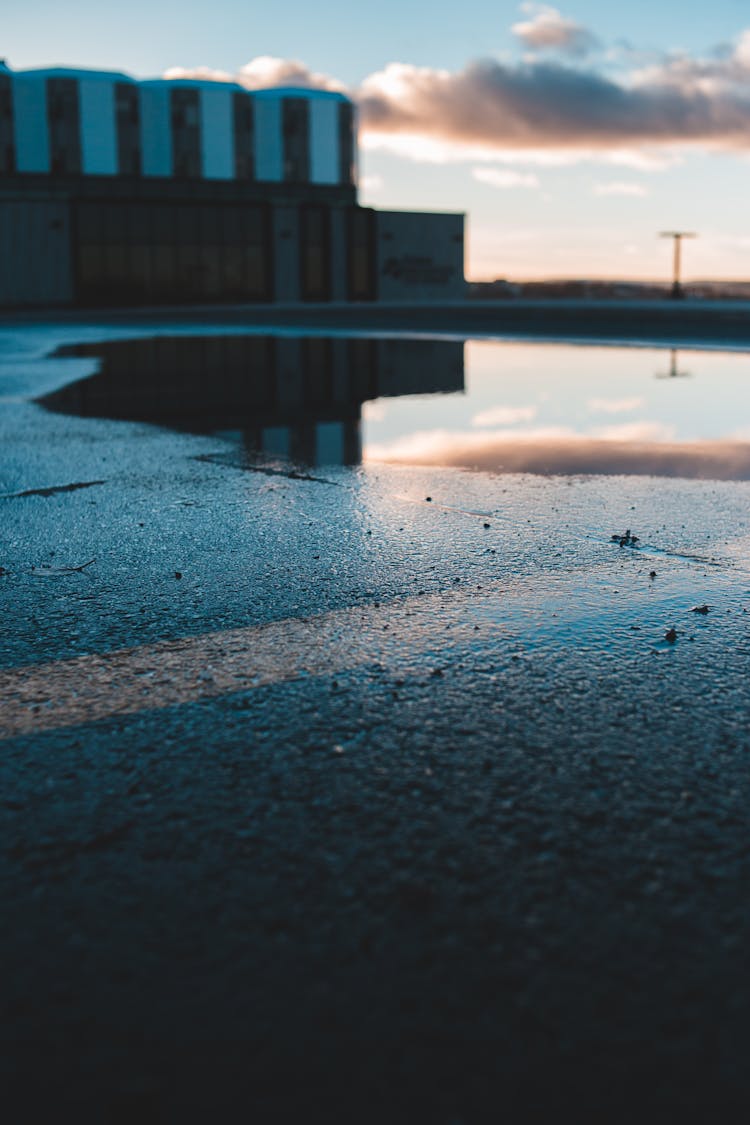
660;231;697;300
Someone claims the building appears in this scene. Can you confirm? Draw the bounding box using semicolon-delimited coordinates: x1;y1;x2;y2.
0;61;465;307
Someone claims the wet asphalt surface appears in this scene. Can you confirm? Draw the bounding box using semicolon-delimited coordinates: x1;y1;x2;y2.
2;325;750;1122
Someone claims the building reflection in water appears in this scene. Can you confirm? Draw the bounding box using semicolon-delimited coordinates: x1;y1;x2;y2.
40;335;465;467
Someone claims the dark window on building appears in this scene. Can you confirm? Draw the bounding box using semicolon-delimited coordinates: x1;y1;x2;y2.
115;83;141;176
282;97;310;183
74;198;271;306
338;101;355;186
171;87;201;179
237;204;272;301
170;204;199;298
300;206;331;301
75;201;104;294
47;78;81;175
149;204;178;295
347;207;376;301
125;202;152;294
0;74;14;173
233;91;254;180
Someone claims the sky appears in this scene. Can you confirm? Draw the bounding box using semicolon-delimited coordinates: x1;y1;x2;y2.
7;0;750;280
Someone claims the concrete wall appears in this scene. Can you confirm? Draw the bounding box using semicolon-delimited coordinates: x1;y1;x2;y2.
0;199;73;305
329;207;348;302
79;78;118;175
254;97;283;183
200;86;234;180
0;194;465;308
140;83;173;177
310;99;339;185
375;210;465;303
12;75;50;173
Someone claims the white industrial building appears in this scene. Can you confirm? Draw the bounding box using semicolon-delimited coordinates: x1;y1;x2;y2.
0;61;464;307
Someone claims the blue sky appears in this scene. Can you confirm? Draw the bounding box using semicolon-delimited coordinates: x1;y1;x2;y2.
7;1;750;280
6;2;746;79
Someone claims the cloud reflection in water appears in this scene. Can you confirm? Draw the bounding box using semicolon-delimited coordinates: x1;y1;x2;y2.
365;341;750;481
366;429;750;480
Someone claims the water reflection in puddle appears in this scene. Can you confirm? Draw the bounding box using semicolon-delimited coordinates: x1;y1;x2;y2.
40;335;464;470
38;334;750;480
365;340;750;479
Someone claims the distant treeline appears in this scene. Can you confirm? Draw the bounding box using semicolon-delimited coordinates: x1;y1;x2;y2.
468;279;750;300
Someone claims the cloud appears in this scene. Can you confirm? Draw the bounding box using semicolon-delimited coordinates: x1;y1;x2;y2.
512;4;600;58
164;30;750;167
163;65;235;83
361;133;676;168
358;36;750;164
472;167;540;189
163;56;345;93
236;56;345;92
588;396;645;414
472;404;538;426
593;181;648;196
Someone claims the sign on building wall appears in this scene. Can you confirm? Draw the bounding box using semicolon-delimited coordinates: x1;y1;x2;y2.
376;211;465;302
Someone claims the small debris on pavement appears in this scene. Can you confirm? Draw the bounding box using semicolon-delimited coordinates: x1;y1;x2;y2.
611;529;640;548
30;558;96;577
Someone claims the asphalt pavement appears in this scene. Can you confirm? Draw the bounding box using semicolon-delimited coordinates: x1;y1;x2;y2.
2;322;750;1122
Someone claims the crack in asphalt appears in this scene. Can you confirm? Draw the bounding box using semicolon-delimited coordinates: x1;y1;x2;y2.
0;480;106;500
194;452;342;486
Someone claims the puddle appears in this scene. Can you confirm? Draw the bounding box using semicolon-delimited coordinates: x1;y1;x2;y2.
32;332;750;481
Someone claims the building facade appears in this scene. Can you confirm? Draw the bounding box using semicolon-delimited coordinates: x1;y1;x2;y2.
0;62;465;307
